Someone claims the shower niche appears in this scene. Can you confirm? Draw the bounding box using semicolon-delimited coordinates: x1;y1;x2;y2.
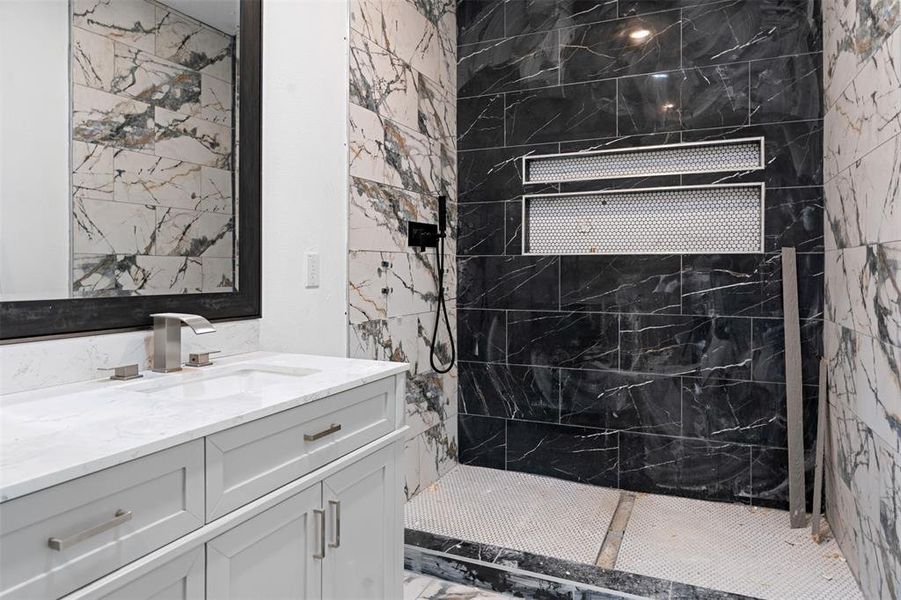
521;138;766;256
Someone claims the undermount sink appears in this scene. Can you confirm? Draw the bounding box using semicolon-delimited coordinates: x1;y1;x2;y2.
133;365;319;401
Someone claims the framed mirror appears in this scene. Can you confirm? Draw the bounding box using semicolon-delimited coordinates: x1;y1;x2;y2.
0;0;261;341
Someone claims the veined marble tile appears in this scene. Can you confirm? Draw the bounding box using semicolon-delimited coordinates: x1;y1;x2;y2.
825;28;901;178
419;416;458;486
349;103;390;185
155;207;233;257
154;107;232;169
350;29;418;132
112;44;201;116
349;177;428;253
416;72;455;144
826;401;900;600
73;84;155;149
72;141;115;201
350;0;382;42
826;135;901;250
73;198;157;255
156;7;233;82
404;437;422;499
824;0;900;108
348;250;389;324
72;0;158;53
72;27;114;91
72;254;131;297
388;252;439;318
384;117;438;194
406;368;457;440
113;148;202;208
201;256;235;292
129;255;203;294
348;312;435;375
199;166;234;213
826;243;901;348
200;74;233;126
380;0;453;92
825;320;901;456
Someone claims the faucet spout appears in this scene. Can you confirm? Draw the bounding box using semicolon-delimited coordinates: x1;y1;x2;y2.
150;313;216;373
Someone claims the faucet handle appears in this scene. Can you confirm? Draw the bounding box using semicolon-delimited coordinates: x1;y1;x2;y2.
187;350;220;368
98;364;143;381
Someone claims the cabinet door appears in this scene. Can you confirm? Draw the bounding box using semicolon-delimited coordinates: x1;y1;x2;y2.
93;546;205;600
206;483;322;600
321;443;402;600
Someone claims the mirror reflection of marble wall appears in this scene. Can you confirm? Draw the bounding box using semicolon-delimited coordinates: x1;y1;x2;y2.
71;0;237;297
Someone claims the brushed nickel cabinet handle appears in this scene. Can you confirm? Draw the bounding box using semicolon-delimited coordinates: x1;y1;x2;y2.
48;510;133;551
304;423;341;442
328;500;341;548
312;509;326;559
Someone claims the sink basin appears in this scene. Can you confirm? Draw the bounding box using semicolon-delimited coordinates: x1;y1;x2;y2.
133;366;319;401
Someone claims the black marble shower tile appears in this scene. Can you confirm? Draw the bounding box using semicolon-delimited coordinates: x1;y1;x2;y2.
506;420;619;486
508;311;619;369
616;71;682;134
751;318;822;384
764;186;824;252
681;120;823;188
620;315;753;379
458;0;505;46
504;0;619;35
458;30;560;97
750;54;823;124
560;369;682;435
560;255;682;313
619;0;723;17
682;378;791;447
681;253;823;319
458;94;505;150
458;414;507;469
681;63;751;131
560;11;681;83
504;201;523;255
458;144;558;203
458;255;559;309
505;79;617;145
458;202;506;255
743;445;816;509
619;433;752;502
459;362;560;422
682;0;821;67
457;309;506;362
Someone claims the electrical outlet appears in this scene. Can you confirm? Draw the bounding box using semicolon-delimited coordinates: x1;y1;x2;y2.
305;252;320;288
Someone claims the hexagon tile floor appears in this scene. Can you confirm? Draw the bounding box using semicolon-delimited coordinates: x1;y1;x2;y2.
405;466;863;600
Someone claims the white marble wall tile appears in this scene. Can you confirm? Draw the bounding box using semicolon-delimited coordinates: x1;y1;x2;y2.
419;416;458;487
384;117;438;195
155;7;233;82
350;30;419;132
154;207;233;257
388;252;438;318
825;401;901;600
113;148;202;207
112;44;201;116
154;107;232;168
350;0;382;42
380;0;453;92
130;255;203;294
825;28;901;179
72;141;115;201
349;250;389;324
348;312;434;375
200;74;233;126
73;84;155;149
201;256;235;292
72;27;115;91
73;197;157;254
349;103;391;185
0;320;260;395
415;72;455;144
199;166;234;213
72;254;128;297
824;0;900;109
406;369;456;439
404;437;423;499
349;177;427;253
825;135;901;250
72;0;158;53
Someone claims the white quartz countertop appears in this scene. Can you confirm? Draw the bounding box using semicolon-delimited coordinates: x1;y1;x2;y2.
0;352;408;502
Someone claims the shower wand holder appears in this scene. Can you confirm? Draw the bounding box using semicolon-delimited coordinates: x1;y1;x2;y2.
407;221;441;251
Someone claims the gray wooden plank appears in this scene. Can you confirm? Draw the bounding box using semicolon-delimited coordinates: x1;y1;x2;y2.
811;358;829;542
595;492;636;569
782;247;807;528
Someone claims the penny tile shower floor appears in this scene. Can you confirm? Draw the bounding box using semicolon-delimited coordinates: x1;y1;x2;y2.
405;466;863;600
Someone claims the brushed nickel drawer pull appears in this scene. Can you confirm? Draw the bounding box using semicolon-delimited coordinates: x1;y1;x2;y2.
48;509;133;551
304;423;341;442
313;509;326;559
328;500;341;548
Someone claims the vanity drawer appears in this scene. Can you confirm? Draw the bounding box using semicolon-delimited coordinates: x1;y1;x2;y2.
0;440;204;600
205;376;397;520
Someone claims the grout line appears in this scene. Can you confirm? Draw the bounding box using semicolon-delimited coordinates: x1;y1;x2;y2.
595;491;637;569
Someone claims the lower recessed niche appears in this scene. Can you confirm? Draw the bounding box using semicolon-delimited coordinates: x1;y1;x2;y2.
523;183;765;255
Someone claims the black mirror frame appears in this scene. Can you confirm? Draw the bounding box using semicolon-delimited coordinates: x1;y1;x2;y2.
0;1;262;342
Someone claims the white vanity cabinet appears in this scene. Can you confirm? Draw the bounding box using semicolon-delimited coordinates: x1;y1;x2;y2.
0;363;407;600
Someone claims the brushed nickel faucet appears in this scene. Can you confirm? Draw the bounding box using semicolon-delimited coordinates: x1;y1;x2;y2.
150;313;216;373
